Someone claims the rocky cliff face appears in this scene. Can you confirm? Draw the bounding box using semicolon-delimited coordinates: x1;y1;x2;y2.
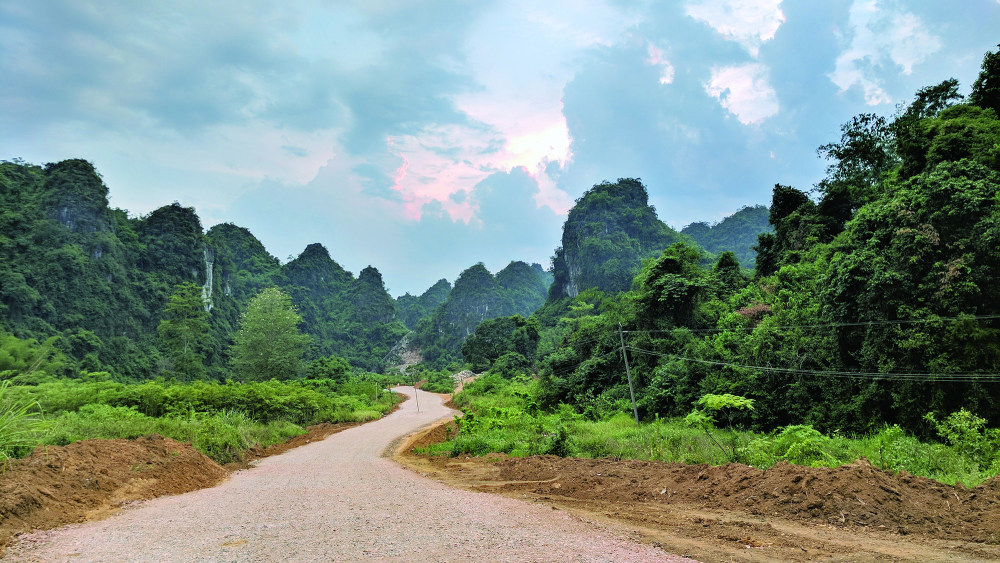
0;159;407;376
549;178;683;300
39;159;112;234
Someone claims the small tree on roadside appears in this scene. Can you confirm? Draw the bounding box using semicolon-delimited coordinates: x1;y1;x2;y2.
230;287;310;381
157;282;210;380
685;393;755;461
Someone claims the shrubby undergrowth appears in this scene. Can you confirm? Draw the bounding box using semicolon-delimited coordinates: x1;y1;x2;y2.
429;374;1000;486
1;374;404;464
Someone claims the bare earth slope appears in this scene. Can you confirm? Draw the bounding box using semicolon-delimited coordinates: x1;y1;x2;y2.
4;388;682;562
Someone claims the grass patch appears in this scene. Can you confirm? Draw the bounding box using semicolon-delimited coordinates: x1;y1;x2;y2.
2;375;405;465
439;374;1000;487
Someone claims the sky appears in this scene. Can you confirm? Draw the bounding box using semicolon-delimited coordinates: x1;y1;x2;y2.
2;1;999;296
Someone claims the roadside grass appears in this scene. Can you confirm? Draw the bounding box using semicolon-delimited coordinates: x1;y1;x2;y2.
0;381;44;465
428;373;1000;487
2;376;404;465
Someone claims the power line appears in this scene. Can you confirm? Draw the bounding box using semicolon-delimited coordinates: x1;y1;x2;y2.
543;347;622;379
624;345;1000;383
621;313;1000;336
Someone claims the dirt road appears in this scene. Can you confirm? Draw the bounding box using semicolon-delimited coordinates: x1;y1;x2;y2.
5;387;685;562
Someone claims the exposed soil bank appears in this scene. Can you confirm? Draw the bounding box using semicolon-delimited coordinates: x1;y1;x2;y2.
396;419;1000;562
5;388;677;562
0;420;363;552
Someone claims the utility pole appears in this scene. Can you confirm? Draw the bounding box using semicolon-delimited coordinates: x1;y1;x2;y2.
618;322;639;424
411;370;420;413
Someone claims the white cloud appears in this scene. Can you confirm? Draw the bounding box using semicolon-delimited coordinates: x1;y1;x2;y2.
646;43;675;85
685;0;785;57
705;63;779;125
829;0;942;105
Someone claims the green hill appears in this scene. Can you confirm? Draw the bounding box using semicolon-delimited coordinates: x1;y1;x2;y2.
680;205;771;268
412;261;550;367
0;159;406;377
549;178;685;300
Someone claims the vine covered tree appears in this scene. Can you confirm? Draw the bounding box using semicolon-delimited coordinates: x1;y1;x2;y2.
230;287;310;381
157;282;210;379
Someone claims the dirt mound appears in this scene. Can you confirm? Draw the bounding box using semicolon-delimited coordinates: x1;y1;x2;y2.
484;455;1000;542
0;418;374;552
0;435;226;549
397;420;1000;562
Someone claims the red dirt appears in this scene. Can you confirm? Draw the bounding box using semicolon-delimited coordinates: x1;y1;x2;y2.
0;420;367;553
396;419;1000;562
0;435;225;550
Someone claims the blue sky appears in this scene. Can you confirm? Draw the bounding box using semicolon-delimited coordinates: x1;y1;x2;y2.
2;1;998;296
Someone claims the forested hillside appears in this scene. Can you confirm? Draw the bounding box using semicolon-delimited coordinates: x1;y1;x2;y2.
460;49;1000;438
549;178;684;300
681;205;771;268
395;279;451;330
411;261;550;367
0;160;406;377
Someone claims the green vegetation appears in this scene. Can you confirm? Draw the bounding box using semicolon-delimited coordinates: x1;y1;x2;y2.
406;365;456;394
396;279;451;330
0;162;409;378
412;261;550;368
158;282;210;380
0;381;43;463
549;178;685;300
428;374;999;486
681;205;771;268
3;375;403;464
438;46;1000;483
230;287;310;381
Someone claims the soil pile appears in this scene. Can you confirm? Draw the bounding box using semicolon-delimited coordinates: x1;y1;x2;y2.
399;420;1000;562
0;435;226;549
486;456;1000;542
0;420;365;552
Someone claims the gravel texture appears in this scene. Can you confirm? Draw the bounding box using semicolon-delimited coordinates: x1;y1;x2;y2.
5;387;688;562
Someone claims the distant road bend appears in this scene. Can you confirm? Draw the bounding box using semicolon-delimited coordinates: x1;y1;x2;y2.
7;387;684;562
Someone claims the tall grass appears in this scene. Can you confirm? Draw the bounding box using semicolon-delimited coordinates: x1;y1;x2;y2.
0;381;43;464
437;374;1000;487
40;404;306;464
0;376;404;465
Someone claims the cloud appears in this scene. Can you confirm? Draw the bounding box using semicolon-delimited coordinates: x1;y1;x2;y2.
828;0;942;105
685;0;785;57
3;0;998;297
646;44;676;84
705;63;780;125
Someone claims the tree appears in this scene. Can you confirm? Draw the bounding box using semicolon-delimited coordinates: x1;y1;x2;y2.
157;282;209;379
969;46;1000;115
230;287;310;381
306;354;351;384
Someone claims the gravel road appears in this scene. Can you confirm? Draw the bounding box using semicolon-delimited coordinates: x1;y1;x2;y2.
5;387;688;562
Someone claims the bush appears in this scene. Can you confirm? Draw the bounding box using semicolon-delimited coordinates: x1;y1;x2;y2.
489;352;531;379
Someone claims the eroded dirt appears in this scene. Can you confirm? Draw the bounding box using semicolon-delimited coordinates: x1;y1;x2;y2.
395;419;1000;563
0;421;363;553
0;435;225;550
5;396;1000;562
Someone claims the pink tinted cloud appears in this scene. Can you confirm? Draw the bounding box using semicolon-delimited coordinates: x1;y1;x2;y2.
645;43;675;85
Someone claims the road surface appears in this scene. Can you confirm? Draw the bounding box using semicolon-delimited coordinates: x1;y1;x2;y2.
6;387;686;562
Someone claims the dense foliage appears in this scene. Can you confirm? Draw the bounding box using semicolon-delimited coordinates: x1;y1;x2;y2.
0;162;408;378
230;287;310;381
412;261;550;368
395;279;451;330
549;178;685;300
460;49;1000;447
426;374;999;486
680;205;771;268
3;375;403;463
